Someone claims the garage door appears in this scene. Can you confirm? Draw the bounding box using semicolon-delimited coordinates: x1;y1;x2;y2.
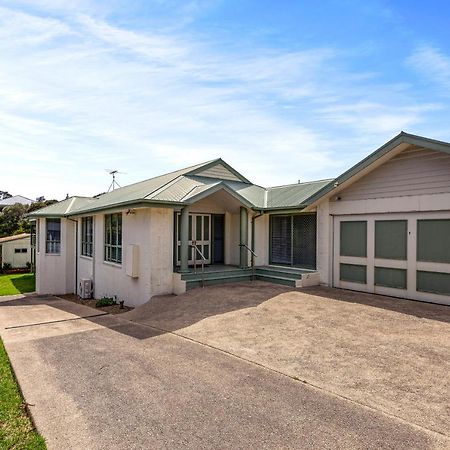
333;212;450;305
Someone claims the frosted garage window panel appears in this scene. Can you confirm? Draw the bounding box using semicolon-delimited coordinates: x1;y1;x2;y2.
417;219;450;263
340;221;367;257
417;271;450;296
340;263;367;284
375;220;407;260
375;267;407;289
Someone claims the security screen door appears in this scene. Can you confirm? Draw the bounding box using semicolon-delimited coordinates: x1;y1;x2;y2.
270;214;317;269
176;213;211;265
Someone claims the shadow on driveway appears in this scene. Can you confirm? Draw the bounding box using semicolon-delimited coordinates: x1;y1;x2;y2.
301;285;450;324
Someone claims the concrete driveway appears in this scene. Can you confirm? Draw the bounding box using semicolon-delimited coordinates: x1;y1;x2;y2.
0;285;449;449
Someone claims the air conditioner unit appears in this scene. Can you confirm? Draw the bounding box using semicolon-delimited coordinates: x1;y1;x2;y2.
79;278;93;299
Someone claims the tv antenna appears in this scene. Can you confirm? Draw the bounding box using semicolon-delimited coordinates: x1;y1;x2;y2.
105;169;125;192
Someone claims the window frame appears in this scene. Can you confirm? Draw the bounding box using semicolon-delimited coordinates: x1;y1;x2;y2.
81;216;94;258
104;213;122;264
46;218;61;254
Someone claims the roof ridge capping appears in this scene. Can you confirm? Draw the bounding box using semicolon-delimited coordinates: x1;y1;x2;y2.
305;131;450;206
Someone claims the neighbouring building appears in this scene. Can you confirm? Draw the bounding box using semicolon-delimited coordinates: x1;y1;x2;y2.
28;132;450;307
0;195;33;211
0;233;31;269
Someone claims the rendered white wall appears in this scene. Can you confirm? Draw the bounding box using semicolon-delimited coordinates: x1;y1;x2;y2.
35;218;75;295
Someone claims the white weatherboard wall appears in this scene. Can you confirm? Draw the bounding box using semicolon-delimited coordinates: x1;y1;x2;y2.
35;218;75;295
1;236;31;268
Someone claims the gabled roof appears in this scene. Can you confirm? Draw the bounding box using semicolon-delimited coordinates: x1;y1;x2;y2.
0;195;33;206
28;197;95;217
0;233;30;243
31;132;448;218
306;131;450;207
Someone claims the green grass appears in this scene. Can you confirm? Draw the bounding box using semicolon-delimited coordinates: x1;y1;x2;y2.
0;274;35;296
0;339;46;449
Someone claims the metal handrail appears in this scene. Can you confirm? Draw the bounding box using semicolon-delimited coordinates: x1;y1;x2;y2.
191;242;207;287
239;243;258;281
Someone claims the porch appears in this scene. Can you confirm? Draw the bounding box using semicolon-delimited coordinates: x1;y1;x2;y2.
172;188;320;292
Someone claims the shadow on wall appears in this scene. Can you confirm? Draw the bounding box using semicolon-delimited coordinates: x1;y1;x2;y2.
301;285;450;324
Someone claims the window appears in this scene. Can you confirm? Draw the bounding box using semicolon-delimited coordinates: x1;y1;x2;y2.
46;219;61;254
340;221;367;257
104;213;122;264
375;220;407;260
81;217;94;257
14;248;28;253
30;222;36;248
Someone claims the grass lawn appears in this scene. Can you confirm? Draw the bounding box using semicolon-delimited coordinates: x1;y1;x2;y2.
0;274;35;296
0;338;46;449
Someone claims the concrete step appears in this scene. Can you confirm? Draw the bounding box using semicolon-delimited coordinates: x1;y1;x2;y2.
255;267;303;280
255;274;298;287
186;273;253;290
181;269;252;281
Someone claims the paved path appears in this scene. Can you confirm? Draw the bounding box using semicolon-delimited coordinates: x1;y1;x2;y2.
0;294;449;449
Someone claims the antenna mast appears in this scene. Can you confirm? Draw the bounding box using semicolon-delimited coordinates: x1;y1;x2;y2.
107;170;122;192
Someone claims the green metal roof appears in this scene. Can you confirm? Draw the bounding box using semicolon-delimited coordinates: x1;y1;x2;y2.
266;180;333;209
30;132;450;218
28;197;95;218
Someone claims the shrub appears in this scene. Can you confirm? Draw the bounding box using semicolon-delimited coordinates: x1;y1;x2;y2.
26;262;32;271
95;297;117;307
2;263;12;271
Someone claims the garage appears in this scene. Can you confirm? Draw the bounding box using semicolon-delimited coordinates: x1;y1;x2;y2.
333;212;450;305
308;132;450;306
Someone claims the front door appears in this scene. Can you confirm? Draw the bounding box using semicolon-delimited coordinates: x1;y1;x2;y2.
212;214;225;264
176;213;211;265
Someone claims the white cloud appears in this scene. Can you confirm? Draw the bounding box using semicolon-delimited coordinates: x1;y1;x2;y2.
407;45;450;91
0;4;445;199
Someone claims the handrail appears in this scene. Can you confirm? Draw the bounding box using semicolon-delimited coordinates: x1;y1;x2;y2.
239;243;257;258
239;243;258;281
191;242;206;287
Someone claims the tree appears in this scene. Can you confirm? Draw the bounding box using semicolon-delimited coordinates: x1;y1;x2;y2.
0;204;29;237
0;200;58;237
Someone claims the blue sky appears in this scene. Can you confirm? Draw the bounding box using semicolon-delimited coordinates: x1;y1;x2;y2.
1;0;450;199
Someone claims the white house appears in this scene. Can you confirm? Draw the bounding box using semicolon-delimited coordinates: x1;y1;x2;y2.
0;195;33;211
0;233;31;269
29;132;450;307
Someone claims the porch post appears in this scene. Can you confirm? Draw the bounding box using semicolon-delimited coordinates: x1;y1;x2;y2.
180;206;189;273
239;206;248;268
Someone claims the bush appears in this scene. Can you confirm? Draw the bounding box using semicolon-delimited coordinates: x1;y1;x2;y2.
2;263;12;271
26;262;32;271
95;297;117;307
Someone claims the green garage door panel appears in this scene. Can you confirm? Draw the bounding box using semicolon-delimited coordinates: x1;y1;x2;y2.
417;271;450;296
340;221;367;257
417;219;450;263
375;220;407;260
375;267;407;289
340;263;367;284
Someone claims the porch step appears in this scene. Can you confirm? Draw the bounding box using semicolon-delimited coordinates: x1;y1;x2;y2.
185;273;253;289
181;268;252;281
181;265;319;290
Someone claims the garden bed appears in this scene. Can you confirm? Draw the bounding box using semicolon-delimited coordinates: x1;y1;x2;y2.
60;294;133;314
